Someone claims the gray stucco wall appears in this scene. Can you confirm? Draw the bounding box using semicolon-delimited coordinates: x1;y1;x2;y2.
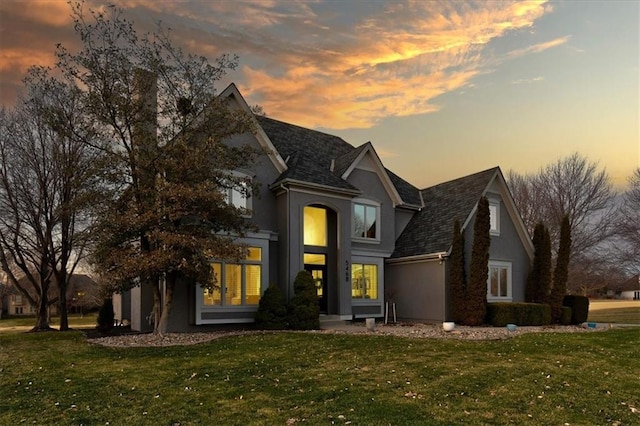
386;260;446;323
463;192;531;302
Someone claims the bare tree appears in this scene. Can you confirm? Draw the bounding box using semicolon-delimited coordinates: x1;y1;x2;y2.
616;168;640;273
0;68;99;331
508;153;618;292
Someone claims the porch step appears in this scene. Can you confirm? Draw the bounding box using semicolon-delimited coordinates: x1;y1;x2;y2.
319;315;349;329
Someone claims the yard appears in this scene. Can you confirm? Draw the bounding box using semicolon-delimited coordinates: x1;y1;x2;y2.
1;328;638;425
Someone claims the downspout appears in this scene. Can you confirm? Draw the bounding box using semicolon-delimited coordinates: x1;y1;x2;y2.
279;183;291;301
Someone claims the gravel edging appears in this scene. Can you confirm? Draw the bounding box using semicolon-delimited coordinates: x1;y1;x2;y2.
87;323;603;348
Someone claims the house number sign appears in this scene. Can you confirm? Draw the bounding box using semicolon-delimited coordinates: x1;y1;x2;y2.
345;260;350;282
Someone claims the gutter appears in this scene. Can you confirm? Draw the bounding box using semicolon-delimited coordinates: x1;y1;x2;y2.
385;251;448;265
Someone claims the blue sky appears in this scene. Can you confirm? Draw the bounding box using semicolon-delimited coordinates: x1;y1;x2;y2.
0;0;637;189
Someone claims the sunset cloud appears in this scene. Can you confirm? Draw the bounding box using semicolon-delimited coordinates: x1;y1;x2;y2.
0;0;556;128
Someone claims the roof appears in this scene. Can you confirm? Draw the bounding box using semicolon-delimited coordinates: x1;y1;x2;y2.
257;115;421;205
391;167;500;258
617;275;640;292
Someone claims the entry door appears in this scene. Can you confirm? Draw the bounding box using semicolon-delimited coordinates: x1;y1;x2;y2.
304;263;327;313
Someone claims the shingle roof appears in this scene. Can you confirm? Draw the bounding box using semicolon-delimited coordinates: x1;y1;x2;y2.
391;167;499;258
257;115;421;205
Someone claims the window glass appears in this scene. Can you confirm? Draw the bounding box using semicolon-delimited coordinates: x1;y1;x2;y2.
351;263;378;299
203;247;263;307
488;262;511;299
225;264;242;305
353;203;378;239
304;206;327;247
489;203;499;234
245;265;261;305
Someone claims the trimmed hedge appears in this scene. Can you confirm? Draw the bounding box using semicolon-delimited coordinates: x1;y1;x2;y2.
254;284;288;330
560;306;572;326
563;295;590;325
486;302;552;327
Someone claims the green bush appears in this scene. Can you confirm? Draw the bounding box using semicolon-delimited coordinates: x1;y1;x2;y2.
560;306;572;325
563;295;590;325
288;271;320;330
486;302;552;327
96;298;114;332
254;284;288;330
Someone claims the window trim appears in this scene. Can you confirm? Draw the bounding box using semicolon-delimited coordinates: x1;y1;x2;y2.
352;199;381;243
487;260;512;302
351;256;383;303
223;171;253;217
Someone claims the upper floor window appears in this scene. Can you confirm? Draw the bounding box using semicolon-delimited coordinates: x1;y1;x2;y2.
304;206;327;247
223;172;252;213
489;201;500;235
353;201;379;240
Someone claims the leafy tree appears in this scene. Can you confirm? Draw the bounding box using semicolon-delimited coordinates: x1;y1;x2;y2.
465;197;490;326
449;220;466;323
550;216;571;322
255;284;288;330
526;223;552;304
288;271;320;330
96;297;115;333
55;2;258;335
0;68;99;331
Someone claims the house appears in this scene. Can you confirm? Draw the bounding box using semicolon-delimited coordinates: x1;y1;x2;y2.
124;84;534;331
0;274;98;317
616;275;640;300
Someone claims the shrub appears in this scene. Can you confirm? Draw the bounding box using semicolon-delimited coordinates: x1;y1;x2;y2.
550;216;571;323
466;196;490;326
560;306;572;325
96;297;114;332
288;271;320;330
563;295;589;324
527;223;552;304
486;302;552;326
449;220;466;323
254;284;288;330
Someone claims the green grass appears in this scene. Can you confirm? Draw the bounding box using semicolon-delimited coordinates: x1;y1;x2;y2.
0;313;98;332
1;330;639;425
588;308;640;324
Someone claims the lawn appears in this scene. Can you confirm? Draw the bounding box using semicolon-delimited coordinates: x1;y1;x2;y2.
588;300;640;324
1;329;638;425
0;313;98;334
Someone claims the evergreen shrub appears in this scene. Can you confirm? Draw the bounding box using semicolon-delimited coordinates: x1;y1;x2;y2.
486;302;552;326
254;284;288;330
96;298;114;332
288;271;320;330
560;306;572;325
563;295;590;325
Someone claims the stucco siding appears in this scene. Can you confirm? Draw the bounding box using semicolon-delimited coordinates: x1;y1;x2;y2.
386;260;446;323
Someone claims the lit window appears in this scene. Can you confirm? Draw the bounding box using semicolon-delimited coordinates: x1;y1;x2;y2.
351;263;378;299
304;206;327;247
489;202;500;235
353;202;379;240
203;247;262;306
487;261;511;301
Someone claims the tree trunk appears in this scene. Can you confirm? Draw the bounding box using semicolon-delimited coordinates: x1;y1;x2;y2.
58;283;69;331
152;277;162;335
156;273;176;337
32;284;52;331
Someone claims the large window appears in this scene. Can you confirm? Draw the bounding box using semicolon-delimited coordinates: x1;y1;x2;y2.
351;263;378;299
304;206;327;247
487;261;511;301
203;246;262;306
353;202;379;240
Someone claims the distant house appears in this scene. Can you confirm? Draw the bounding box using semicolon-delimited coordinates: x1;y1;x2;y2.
0;274;99;316
616;275;640;300
122;84;534;331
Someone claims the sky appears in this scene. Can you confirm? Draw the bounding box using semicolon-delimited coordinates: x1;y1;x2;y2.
0;0;638;190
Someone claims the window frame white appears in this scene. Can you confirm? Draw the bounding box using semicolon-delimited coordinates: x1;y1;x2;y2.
351;256;384;302
352;199;381;243
487;260;512;302
489;200;500;236
223;171;253;216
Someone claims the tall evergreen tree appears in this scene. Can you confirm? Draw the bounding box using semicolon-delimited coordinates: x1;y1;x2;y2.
288;271;320;330
449;220;466;323
526;222;552;304
550;215;571;322
466;196;491;326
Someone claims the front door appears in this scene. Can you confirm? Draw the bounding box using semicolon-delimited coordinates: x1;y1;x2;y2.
304;253;327;313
